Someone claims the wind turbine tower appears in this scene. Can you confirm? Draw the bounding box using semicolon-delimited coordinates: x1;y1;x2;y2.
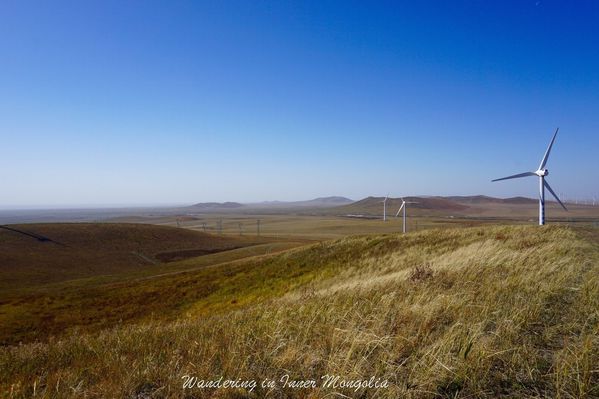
492;128;567;225
395;198;418;233
382;195;389;221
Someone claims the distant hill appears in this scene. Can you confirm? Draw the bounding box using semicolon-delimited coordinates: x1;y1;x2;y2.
189;201;244;209
309;196;354;205
330;195;556;218
444;195;503;204
251;196;353;208
502;196;538;205
334;196;468;217
258;196;354;208
446;195;537;205
184;197;354;214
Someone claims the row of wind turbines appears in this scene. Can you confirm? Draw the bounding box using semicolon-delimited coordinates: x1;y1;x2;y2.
381;128;568;230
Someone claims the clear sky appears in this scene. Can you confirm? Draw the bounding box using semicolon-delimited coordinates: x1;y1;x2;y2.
1;1;598;208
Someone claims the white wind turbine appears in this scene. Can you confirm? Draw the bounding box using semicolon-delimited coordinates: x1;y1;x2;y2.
395;197;418;233
492;128;567;225
382;195;389;221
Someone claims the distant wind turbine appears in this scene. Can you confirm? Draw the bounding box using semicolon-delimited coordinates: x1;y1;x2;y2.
492;128;567;225
382;195;389;221
395;198;418;233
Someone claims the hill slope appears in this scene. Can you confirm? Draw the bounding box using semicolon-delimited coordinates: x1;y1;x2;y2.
335;196;469;217
251;196;354;208
1;225;598;398
332;195;599;220
188;201;245;210
444;195;538;205
0;223;260;290
184;197;354;214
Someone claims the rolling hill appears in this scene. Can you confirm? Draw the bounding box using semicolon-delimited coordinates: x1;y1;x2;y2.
333;196;469;217
184;197;354;214
188;201;245;210
444;195;537;205
0;223;263;290
330;195;599;221
1;225;597;398
250;196;354;208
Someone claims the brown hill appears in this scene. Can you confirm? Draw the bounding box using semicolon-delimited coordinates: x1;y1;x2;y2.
334;196;469;217
0;223;257;290
502;196;538;205
445;195;537;205
189;201;245;210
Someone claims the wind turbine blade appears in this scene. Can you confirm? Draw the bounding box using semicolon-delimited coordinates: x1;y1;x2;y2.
395;203;404;217
492;172;535;182
539;128;559;170
544;180;568;211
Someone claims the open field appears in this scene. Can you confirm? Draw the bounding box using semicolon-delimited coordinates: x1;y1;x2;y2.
1;224;598;398
90;195;599;241
115;210;599;241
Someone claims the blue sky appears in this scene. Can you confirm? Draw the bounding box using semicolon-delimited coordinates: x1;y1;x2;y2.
1;1;598;207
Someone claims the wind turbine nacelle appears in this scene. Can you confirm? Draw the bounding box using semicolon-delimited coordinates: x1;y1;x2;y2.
535;169;548;177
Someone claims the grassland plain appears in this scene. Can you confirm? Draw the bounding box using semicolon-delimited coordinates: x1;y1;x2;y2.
132;210;599;242
1;225;598;398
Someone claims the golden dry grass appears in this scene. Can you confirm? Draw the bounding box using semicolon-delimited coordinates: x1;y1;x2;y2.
1;225;598;398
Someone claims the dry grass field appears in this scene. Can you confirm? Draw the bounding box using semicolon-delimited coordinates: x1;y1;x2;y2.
127;212;599;242
112;195;599;241
1;224;598;398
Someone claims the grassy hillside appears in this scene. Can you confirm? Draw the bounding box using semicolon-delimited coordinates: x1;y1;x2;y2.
1;225;598;398
0;223;309;345
0;223;265;290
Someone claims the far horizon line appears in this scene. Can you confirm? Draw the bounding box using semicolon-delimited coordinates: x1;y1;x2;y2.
0;194;595;212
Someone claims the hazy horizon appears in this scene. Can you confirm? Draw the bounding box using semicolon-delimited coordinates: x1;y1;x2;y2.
1;1;598;207
1;193;594;212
